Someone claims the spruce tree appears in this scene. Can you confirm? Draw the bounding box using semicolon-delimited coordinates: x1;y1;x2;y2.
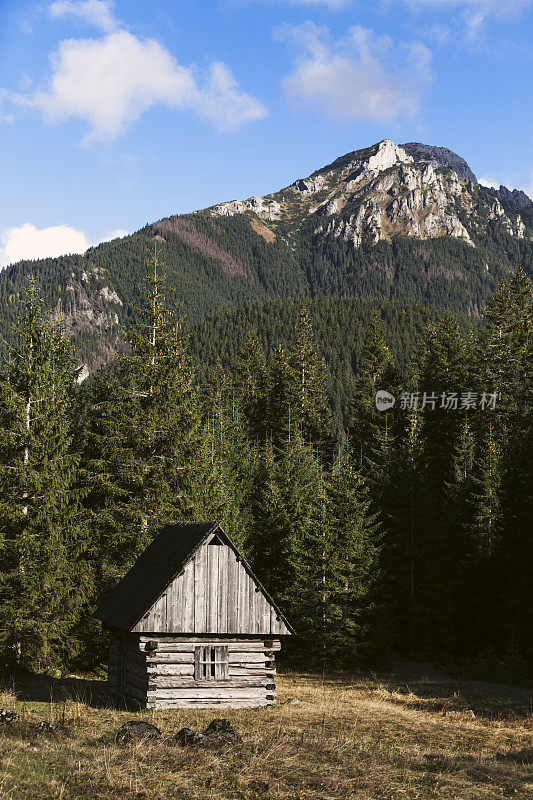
444;417;476;656
194;365;253;550
415;313;474;658
482;268;533;662
461;422;502;656
287;307;332;454
380;408;423;656
265;345;293;452
233;330;270;443
319;447;379;667
350;308;400;471
248;430;321;617
87;247;201;591
0;282;88;672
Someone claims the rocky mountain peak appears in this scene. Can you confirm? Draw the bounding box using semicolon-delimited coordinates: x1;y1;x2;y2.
489;185;533;215
334;138;414;177
400;142;478;184
305;138;413;186
206;139;531;252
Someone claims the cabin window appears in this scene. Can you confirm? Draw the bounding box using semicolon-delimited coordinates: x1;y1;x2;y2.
194;645;229;680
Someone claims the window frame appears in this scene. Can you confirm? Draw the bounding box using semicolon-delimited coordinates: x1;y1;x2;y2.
194;645;229;681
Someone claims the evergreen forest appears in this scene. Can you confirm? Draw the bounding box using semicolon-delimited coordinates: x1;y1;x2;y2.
0;254;531;683
0;205;531;373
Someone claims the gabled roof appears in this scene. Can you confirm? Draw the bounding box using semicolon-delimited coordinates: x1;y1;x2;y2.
93;520;294;634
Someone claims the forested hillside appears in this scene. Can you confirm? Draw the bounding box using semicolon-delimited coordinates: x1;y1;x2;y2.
187;296;475;437
0;140;531;370
0;259;530;681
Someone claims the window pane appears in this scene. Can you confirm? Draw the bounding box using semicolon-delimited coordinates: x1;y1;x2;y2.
194;645;229;680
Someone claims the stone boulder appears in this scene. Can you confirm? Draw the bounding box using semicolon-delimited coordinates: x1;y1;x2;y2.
202;718;242;746
0;709;19;725
115;721;162;744
173;719;242;748
173;727;205;746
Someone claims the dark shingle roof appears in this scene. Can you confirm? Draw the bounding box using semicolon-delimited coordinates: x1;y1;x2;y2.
93;521;219;631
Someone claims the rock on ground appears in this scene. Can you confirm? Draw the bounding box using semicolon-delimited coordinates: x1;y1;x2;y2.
202;719;243;745
115;721;162;744
173;727;205;746
173;719;243;747
0;709;19;724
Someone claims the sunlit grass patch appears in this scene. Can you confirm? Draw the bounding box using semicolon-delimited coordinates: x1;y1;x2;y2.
0;670;531;799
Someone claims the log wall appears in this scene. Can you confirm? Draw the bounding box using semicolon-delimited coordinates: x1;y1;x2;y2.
108;633;280;709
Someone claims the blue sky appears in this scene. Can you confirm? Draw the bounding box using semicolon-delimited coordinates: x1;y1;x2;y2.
0;0;532;267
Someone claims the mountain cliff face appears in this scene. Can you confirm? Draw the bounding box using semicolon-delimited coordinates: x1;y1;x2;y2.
400;142;478;183
1;139;532;371
207;139;532;250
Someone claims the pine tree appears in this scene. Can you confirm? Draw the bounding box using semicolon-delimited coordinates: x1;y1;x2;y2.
444;417;476;656
470;423;501;559
415;313;474;658
248;430;322;617
458;422;502;656
87;246;201;591
320;447;379;667
380;409;423;656
249;424;379;669
0;281;88;672
248;441;291;604
481;268;533;662
265;345;293;452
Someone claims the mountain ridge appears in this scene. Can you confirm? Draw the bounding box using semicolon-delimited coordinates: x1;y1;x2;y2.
205;139;532;242
1;139;532;372
400;142;478;183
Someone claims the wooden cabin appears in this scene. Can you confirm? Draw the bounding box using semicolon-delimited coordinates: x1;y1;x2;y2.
94;521;294;709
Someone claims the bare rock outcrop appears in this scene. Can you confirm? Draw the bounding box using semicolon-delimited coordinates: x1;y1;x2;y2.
207;138;530;253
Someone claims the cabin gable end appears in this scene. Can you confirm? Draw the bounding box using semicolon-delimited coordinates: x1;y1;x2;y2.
133;536;291;636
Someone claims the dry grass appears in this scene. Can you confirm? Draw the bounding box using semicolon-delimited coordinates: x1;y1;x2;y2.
0;669;531;800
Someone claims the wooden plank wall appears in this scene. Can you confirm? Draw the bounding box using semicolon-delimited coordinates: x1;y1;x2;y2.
134;542;290;636
109;634;280;709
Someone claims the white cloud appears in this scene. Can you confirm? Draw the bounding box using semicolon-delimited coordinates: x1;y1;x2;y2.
0;90;15;124
100;228;129;242
14;30;267;141
276;22;432;122
194;62;269;132
49;0;117;32
479;177;500;189
401;0;533;40
0;223;132;269
0;223;90;268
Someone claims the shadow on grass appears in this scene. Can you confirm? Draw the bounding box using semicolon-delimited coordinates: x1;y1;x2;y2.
380;661;533;721
3;674;114;709
410;749;532;796
281;662;533;721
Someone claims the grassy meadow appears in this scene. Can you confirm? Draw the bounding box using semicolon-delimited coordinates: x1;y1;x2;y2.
0;667;531;800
